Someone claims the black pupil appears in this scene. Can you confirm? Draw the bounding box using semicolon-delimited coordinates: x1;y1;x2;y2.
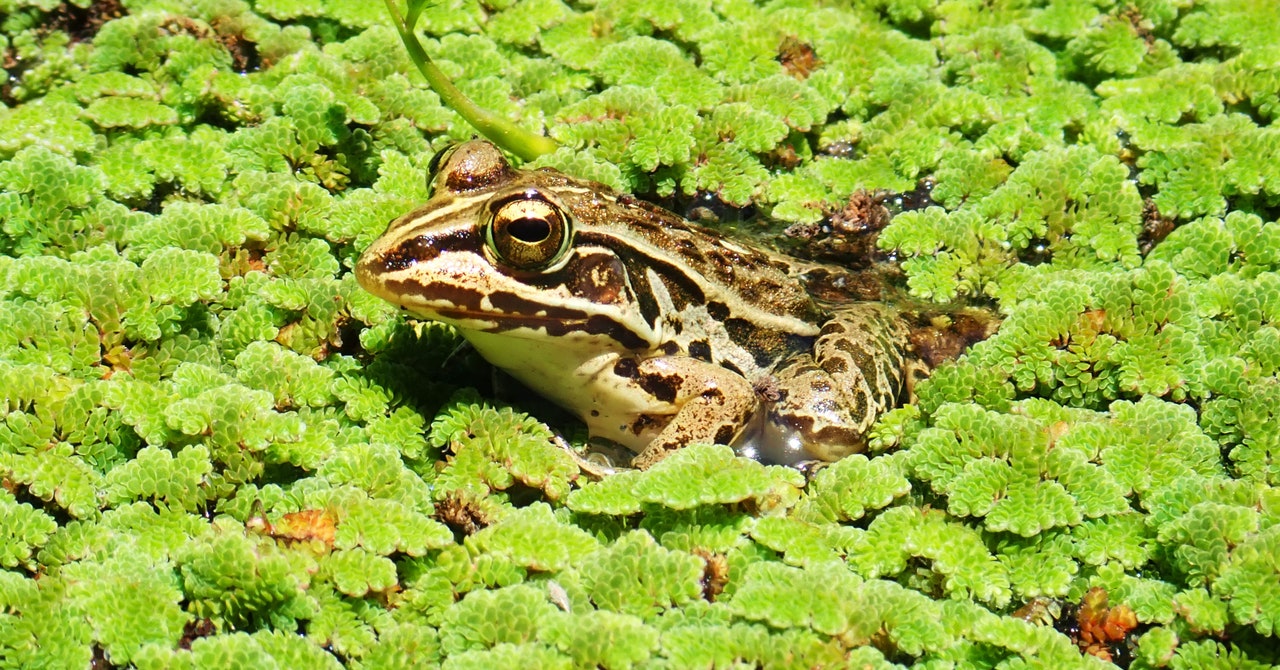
508;217;552;243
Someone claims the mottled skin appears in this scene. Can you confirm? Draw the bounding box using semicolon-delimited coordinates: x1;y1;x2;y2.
356;140;916;468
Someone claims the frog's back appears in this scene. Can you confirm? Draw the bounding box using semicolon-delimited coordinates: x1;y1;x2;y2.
541;172;829;376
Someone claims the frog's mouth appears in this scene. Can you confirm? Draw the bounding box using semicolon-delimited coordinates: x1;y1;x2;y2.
429;307;591;332
381;279;594;325
425;305;651;350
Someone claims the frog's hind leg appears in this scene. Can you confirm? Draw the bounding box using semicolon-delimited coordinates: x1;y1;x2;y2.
740;303;912;465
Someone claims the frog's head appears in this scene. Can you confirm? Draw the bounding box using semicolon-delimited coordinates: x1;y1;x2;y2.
355;140;659;350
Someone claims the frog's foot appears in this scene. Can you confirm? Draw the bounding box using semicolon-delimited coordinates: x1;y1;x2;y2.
626;357;758;470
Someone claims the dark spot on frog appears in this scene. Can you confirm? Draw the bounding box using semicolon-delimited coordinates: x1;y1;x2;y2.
715;424;737;444
849;387;869;417
857;350;880;388
660;341;681;355
629;413;663;436
638;372;680;403
613;358;639;379
707;301;731;321
590;409;600;417
831;336;878;386
688;340;712;361
787;333;817;355
722;361;743;376
879;359;900;396
822;320;848;335
734;277;787;306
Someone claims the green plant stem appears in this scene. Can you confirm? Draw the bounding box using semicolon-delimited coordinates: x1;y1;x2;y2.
384;0;558;161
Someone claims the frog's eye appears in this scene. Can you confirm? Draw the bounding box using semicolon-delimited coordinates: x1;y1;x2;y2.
483;191;573;271
425;143;459;198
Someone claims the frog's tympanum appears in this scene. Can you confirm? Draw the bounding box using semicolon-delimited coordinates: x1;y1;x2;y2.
357;140;931;469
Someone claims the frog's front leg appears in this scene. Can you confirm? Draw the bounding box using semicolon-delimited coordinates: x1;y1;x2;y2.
737;303;913;465
615;356;759;470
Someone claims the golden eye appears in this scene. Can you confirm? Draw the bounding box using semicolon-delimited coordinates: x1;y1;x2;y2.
424;143;458;198
484;192;573;271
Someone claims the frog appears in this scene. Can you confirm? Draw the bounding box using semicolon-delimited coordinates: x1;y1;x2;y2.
356;140;932;469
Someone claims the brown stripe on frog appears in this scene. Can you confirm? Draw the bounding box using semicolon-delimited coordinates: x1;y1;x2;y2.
379;272;649;350
580;315;650;350
363;203;487;274
487;291;600;321
377;190;493;237
383;278;487;312
481;290;649;348
372;232;478;272
607;243;708;303
442;300;651;351
671;237;706;269
622;263;663;329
